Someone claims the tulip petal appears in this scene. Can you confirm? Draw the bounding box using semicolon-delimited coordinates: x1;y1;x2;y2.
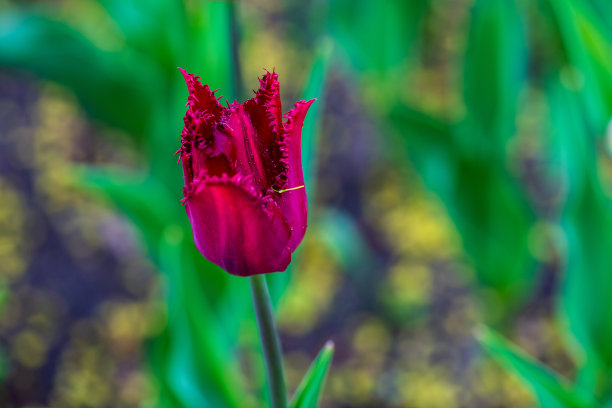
243;71;285;188
179;68;229;186
192;126;234;179
226;102;276;192
277;99;315;251
179;67;225;120
185;174;292;276
248;70;283;134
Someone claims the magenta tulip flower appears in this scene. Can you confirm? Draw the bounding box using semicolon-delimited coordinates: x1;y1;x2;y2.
177;68;314;277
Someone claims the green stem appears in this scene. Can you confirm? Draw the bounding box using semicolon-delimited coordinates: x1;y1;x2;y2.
250;274;287;408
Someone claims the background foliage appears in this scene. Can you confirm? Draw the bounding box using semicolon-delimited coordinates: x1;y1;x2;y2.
1;0;612;407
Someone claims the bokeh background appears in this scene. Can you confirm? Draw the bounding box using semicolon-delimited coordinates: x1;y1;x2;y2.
1;0;612;407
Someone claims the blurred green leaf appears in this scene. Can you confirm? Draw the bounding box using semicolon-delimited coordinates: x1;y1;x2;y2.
147;328;190;408
460;0;531;292
300;38;333;201
385;0;535;324
390;109;534;322
74;165;252;406
316;209;374;274
432;0;533;320
71;165;178;254
289;341;334;408
184;1;237;102
0;12;156;137
159;227;246;408
546;0;612;131
477;326;599;408
463;0;526;153
548;79;612;393
389;105;454;190
449;158;533;304
98;0;189;68
327;0;428;78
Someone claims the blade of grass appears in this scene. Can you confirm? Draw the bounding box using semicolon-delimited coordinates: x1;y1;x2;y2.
477;326;598;408
289;341;334;408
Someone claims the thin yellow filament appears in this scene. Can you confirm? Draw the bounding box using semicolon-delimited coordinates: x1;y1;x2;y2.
271;185;305;194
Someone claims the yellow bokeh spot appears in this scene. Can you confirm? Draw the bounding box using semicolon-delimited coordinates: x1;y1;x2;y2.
0;177;29;281
366;173;460;260
277;233;340;335
353;318;392;358
398;368;459;408
12;330;47;368
382;262;432;310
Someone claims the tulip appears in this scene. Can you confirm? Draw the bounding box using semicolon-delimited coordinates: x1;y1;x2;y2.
178;68;314;277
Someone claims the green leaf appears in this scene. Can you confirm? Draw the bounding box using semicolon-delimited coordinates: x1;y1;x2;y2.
388;0;535;323
70;165;178;256
389;105;454;191
289;341;334;408
546;0;612;131
158;227;247;408
477;326;599;408
316;209;374;275
147;328;190;408
98;0;189;67
548;78;612;389
300;38;333;203
327;0;428;78
391;110;535;322
0;12;156;137
463;0;526;154
184;1;236;102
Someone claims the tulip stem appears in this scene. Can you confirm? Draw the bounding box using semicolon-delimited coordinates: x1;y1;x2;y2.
250;274;287;408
